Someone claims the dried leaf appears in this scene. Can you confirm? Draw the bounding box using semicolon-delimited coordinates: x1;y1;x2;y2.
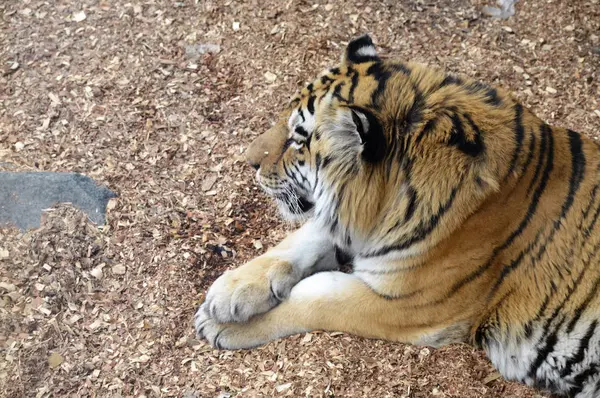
275;383;292;393
202;174;218;191
301;333;313;343
131;354;151;363
111;264;126;275
0;282;16;292
90;264;103;279
483;371;502;385
48;352;64;369
72;11;86;22
264;71;277;83
48;92;61;105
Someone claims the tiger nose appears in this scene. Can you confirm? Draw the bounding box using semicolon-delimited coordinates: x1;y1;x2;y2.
245;120;288;170
245;139;267;170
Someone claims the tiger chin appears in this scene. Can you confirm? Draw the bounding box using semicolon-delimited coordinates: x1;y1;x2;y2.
195;34;600;397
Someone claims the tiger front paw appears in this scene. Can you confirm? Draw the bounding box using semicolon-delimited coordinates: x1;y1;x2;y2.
194;302;273;350
198;257;298;324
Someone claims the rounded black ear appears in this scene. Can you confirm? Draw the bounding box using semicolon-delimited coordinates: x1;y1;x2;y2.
342;34;380;64
349;106;386;163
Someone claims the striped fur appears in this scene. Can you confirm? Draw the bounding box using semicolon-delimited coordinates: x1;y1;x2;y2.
196;35;600;397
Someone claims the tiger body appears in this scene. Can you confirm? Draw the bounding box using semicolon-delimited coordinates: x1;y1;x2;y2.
195;35;600;397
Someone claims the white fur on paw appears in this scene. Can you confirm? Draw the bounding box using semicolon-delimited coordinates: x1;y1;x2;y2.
194;303;226;349
202;269;294;323
194;303;264;350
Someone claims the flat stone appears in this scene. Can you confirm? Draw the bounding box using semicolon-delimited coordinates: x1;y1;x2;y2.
0;172;117;230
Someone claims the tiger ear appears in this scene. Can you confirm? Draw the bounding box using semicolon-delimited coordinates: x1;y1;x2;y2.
349;106;386;163
342;34;380;64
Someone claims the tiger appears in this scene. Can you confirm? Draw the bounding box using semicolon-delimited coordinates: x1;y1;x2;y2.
194;34;600;397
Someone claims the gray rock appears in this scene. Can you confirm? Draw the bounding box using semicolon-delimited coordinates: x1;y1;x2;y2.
482;0;518;19
0;172;117;230
185;43;221;59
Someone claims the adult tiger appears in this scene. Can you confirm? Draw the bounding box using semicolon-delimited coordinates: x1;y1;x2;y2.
195;35;600;397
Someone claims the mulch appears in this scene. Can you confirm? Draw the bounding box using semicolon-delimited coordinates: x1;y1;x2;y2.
1;0;598;397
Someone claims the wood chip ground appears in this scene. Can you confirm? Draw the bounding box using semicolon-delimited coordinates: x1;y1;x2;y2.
1;0;599;397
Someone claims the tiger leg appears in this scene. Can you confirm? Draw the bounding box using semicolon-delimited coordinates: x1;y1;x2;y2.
195;220;338;324
196;271;469;349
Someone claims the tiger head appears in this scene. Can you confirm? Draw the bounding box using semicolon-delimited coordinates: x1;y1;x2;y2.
246;34;517;254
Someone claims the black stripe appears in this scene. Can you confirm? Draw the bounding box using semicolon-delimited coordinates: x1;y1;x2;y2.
473;289;514;348
531;237;600;382
313;154;321;192
389;62;411;75
524;295;550;339
366;180;462;257
273;138;293;165
332;81;346;102
463;113;486;156
526;123;549;196
542;237;600;340
466;81;502;106
282;162;301;186
366;63;392;106
503;103;525;181
560;320;597;377
414;117;438;145
330;217;338;234
384;122;400;178
532;129;585;263
292;163;308;184
320;75;334;85
528;317;565;378
404;186;418;223
488;231;543;298
579;161;600;228
444;126;554;300
403;87;424;133
583;190;600;239
334;245;352;265
447;113;484;157
348;70;359;103
295;126;309;137
384;182;416;235
439;74;463;88
489;127;585;296
567;364;599;397
515;130;536;185
307;95;316;114
593;376;600;395
567;278;600;334
298;109;306;123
